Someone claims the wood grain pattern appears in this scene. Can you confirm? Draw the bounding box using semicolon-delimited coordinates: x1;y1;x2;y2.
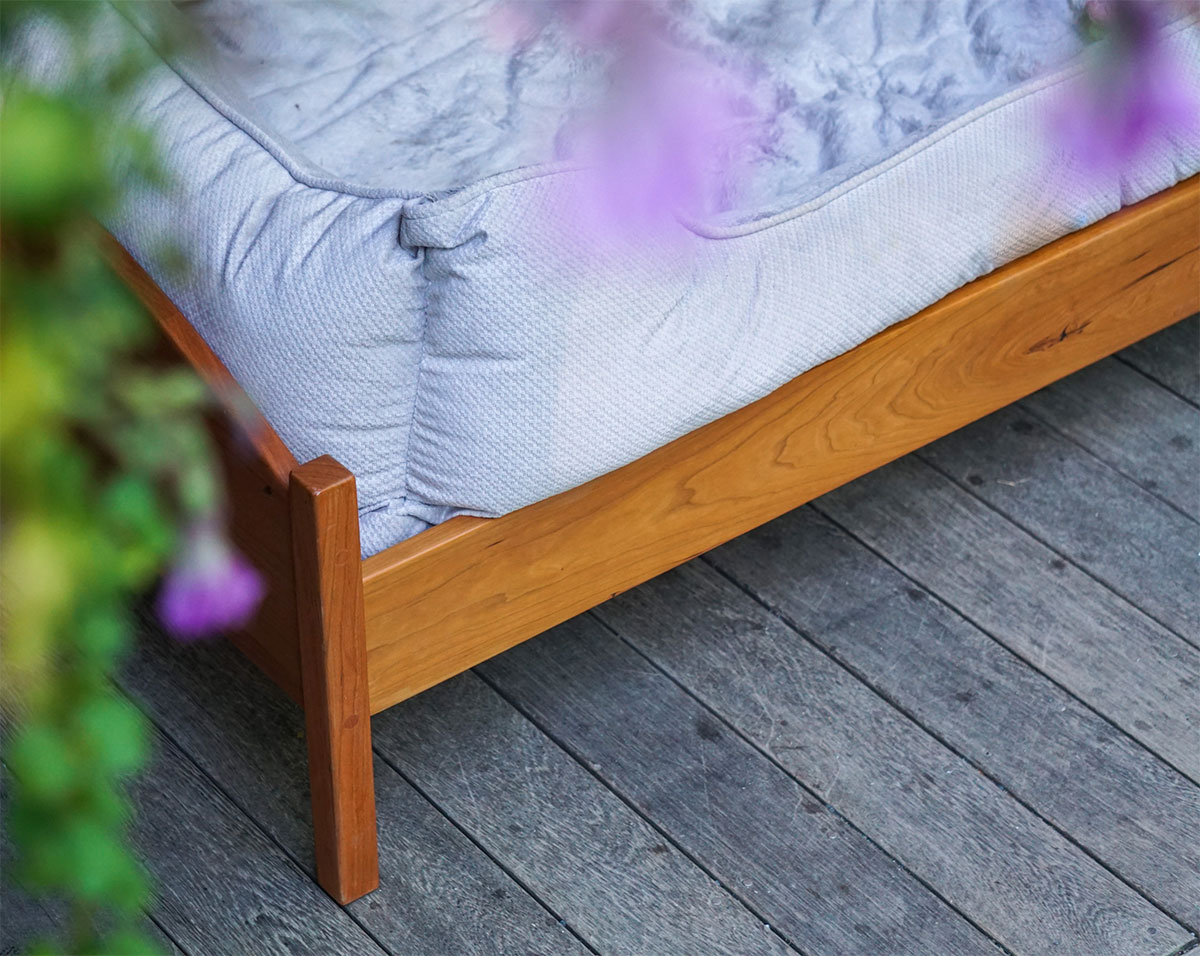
706;503;1200;928
363;177;1200;712
373;672;836;956
104;234;304;702
290;456;378;904
1119;313;1200;405
584;561;1192;956
1020;356;1200;520
117;618;593;956
1;773;185;956
817;454;1200;782
473;623;1006;956
132;729;387;956
920;404;1200;639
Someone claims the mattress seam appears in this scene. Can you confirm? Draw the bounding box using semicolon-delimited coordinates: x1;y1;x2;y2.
399;72;1092;227
111;1;421;202
399;235;434;518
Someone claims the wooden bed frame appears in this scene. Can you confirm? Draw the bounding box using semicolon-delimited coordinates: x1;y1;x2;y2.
109;176;1200;904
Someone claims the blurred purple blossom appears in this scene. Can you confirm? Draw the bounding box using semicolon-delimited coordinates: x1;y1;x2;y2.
157;520;264;640
1054;1;1198;176
495;0;760;241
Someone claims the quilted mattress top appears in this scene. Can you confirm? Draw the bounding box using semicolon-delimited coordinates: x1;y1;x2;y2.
181;0;1086;221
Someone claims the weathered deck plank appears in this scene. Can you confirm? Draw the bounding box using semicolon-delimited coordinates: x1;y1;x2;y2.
0;774;185;956
1020;356;1199;520
816;455;1200;781
576;565;1189;956
9;322;1197;956
118;628;591;956
372;674;803;956
461;645;1003;956
919;404;1200;639
707;504;1200;928
0;792;68;956
1119;314;1199;405
133;731;386;956
123;624;801;956
0;880;182;956
0;880;66;956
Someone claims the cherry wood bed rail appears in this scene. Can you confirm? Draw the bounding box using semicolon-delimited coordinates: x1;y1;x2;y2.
107;174;1199;905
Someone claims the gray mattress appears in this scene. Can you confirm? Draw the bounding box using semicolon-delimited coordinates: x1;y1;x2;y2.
83;1;1200;554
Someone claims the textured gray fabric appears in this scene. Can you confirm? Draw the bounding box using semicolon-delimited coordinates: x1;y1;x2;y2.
89;2;1200;555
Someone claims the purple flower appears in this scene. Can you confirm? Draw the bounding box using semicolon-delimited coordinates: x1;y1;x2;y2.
157;521;265;640
1054;1;1198;176
573;54;755;239
502;1;760;244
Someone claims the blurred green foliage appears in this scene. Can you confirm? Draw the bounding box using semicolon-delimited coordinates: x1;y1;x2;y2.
2;3;220;952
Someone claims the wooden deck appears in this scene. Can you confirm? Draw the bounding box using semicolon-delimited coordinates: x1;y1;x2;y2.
4;315;1198;956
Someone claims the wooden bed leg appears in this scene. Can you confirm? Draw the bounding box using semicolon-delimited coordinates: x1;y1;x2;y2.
290;456;380;904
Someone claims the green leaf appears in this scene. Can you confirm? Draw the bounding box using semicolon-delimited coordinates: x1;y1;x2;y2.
99;474;174;584
6;723;76;800
73;694;149;776
97;928;164;956
0;86;106;227
73;608;131;662
59;819;130;902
